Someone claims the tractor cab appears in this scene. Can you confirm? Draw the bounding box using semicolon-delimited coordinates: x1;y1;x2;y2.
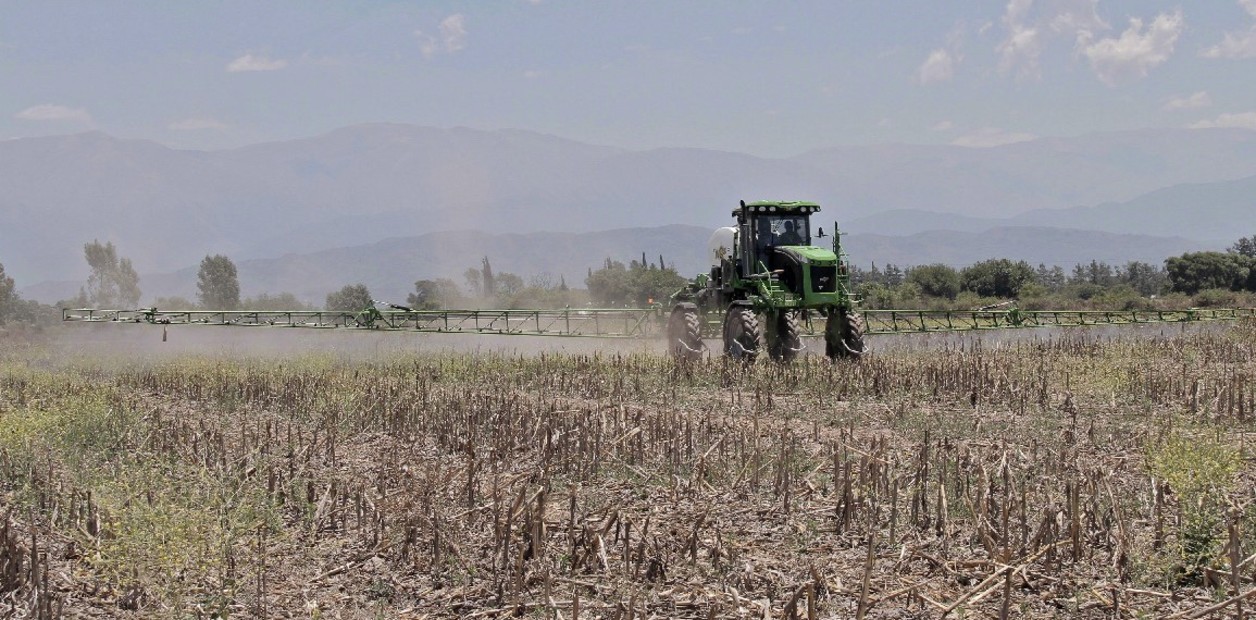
734;200;822;278
754;214;810;249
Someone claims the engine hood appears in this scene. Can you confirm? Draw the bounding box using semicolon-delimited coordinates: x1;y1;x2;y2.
773;245;837;264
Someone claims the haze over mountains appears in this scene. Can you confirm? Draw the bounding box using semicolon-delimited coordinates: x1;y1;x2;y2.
847;175;1256;241
5;124;1256;304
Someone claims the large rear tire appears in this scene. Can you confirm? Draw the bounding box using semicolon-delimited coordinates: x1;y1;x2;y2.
667;306;704;361
723;304;761;362
825;310;865;360
769;309;803;363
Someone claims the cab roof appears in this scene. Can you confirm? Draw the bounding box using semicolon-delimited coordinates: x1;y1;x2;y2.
735;200;822;216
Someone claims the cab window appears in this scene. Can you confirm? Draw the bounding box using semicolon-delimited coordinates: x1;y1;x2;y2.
753;215;809;248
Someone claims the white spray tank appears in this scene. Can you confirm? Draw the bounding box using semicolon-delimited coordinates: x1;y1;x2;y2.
707;227;737;269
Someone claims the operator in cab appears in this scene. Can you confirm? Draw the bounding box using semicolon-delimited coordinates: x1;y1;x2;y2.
777;219;803;245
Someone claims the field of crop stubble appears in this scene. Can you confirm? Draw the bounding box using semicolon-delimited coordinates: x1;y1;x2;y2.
2;321;1256;618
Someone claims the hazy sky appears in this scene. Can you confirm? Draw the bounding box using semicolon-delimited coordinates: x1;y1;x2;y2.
2;1;1255;156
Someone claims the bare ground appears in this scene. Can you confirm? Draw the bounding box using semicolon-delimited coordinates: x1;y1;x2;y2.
2;321;1256;618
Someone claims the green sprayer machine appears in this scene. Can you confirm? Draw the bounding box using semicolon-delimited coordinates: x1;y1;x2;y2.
666;200;863;362
61;199;1256;359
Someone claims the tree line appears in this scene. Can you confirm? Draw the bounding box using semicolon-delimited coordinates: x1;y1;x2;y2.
409;253;687;310
0;241;690;323
853;258;1172;310
7;236;1256;327
852;235;1256;311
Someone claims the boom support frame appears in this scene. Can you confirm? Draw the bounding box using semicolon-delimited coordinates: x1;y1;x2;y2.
63;306;1256;338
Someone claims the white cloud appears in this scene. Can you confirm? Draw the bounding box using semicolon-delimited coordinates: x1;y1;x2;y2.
996;0;1043;77
1201;0;1256;59
1164;91;1212;111
918;22;967;85
226;53;288;72
1078;11;1183;86
523;69;544;79
918;49;956;84
951;127;1037;147
168;117;228;131
15;104;91;123
1190;111;1256;130
1203;31;1256;59
417;14;468;59
440;14;467;52
1047;0;1107;36
931;120;955;132
995;0;1109;78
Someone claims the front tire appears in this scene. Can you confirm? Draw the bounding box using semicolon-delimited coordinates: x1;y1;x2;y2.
723;304;761;362
769;309;803;363
667;306;703;361
825;310;865;360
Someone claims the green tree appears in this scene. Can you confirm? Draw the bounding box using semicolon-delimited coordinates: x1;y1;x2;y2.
495;272;524;297
906;264;961;300
1034;263;1067;293
960;259;1036;298
409;280;441;310
1165;252;1253;294
1118;261;1169;296
857;263;884;286
481;257;496;297
492;272;581;309
585;256;687;306
197;254;241;310
326;284;373;311
83;240;141;307
882;263;905;287
463;267;483;298
0;260;18;324
586;259;631;306
408;278;464;310
152;295;198;310
241;292;311;311
1070;260;1116;287
1230;235;1256;258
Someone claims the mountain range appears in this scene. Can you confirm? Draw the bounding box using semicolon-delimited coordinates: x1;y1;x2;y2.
4;124;1256;304
846;174;1256;241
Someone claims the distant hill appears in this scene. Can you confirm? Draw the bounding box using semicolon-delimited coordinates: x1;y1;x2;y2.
1011;174;1256;242
22;225;1212;305
4;124;1256;290
845;173;1256;243
843;227;1208;269
797;128;1256;218
844;209;1001;235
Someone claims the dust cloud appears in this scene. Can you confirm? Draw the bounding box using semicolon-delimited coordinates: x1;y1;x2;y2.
43;320;1233;364
866;321;1230;353
49;322;666;363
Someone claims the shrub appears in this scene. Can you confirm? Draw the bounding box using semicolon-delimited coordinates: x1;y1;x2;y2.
1192;288;1240;308
1145;430;1241;585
